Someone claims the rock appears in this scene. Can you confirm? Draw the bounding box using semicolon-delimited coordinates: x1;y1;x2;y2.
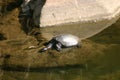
33;0;120;39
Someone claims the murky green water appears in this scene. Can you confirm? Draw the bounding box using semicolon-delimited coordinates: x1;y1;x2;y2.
0;1;120;79
1;44;120;80
1;16;120;80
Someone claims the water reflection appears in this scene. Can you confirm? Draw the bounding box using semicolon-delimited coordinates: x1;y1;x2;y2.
1;45;120;80
2;67;87;80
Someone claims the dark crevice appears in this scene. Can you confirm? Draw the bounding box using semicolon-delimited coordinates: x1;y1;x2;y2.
0;33;7;40
0;0;23;15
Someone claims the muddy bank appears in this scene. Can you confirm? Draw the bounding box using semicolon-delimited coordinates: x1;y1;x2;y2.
0;38;108;68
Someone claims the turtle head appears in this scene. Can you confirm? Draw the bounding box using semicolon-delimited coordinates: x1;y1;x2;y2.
40;47;48;52
40;43;53;52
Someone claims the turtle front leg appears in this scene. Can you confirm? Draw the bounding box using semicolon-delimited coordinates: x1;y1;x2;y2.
56;42;62;51
40;43;53;52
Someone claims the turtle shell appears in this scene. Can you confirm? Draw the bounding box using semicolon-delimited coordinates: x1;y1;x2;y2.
53;34;79;47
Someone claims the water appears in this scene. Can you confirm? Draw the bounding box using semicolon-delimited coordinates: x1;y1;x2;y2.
0;44;120;80
0;8;120;79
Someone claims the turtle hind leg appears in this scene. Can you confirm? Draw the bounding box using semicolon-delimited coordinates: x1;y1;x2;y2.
55;43;62;52
76;43;82;48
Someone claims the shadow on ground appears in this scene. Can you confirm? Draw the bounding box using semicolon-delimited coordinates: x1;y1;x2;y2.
18;0;46;35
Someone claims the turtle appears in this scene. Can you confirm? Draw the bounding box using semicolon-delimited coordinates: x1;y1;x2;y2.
40;34;81;52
